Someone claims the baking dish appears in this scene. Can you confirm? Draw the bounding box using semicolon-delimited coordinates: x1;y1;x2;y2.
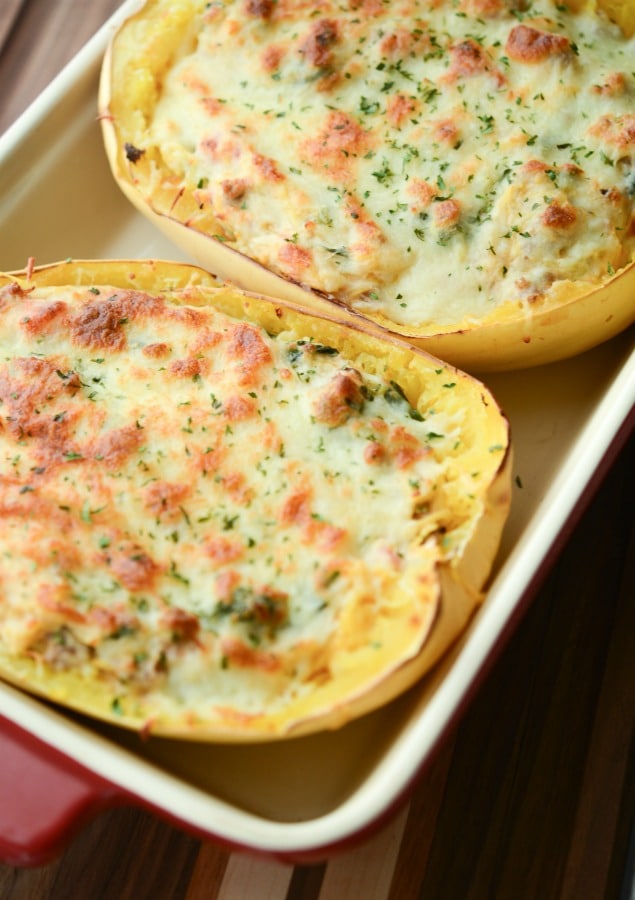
0;0;633;866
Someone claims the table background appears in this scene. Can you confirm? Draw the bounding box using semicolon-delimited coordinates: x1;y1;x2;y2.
0;2;634;898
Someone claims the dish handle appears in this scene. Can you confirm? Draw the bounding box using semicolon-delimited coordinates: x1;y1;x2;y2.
0;714;124;867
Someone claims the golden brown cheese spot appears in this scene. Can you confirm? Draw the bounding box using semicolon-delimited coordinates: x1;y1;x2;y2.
20;300;67;337
0;357;80;412
520;159;577;185
106;543;159;592
225;18;241;37
308;520;347;552
280;487;312;527
223;394;257;421
0;495;72;534
168;357;209;379
369;416;390;436
226;322;272;386
541;201;577;229
29;536;82;572
70;299;128;352
222;470;254;506
0;281;29;306
279;486;346;550
205;535;244;566
200;96;224;116
591;72;627;97
588;114;635;149
244;0;274;19
142;342;171;359
91;425;144;467
505;24;572;64
179;68;212;97
278;240;314;274
162;607;200;643
379;25;431;60
389;426;427;469
110;291;167;324
253;152;285;183
301;111;372;182
604;187;628;210
229;322;271;365
166;303;208;329
387;93;419;129
363;440;386;464
261;43;285;72
522;158;550;174
221;636;281;672
216;569;241;601
433;198;461;229
144;481;190;520
261;420;284;455
33;357;80;395
407;178;437;211
344;197;386;250
196;444;224;477
0;359;82;462
189;328;222;355
221;177;249;201
311;368;365;427
433;118;460;146
88;604;138;637
299;18;339;69
444;39;505;86
459;0;506;15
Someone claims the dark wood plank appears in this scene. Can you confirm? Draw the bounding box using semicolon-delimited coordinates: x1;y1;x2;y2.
0;807;201;900
0;0;26;57
560;473;635;900
412;434;635;900
388;731;457;900
183;838;231;899
0;0;121;134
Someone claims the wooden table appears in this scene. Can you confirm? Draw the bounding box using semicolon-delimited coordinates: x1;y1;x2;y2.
0;2;634;898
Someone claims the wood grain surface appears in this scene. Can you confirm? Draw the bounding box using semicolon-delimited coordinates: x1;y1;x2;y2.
0;3;634;898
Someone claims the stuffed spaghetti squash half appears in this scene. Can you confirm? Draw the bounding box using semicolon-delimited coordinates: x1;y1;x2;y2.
0;259;510;740
100;0;635;370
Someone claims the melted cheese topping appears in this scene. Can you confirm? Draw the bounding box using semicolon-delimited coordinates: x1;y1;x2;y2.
0;279;506;728
129;0;635;330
